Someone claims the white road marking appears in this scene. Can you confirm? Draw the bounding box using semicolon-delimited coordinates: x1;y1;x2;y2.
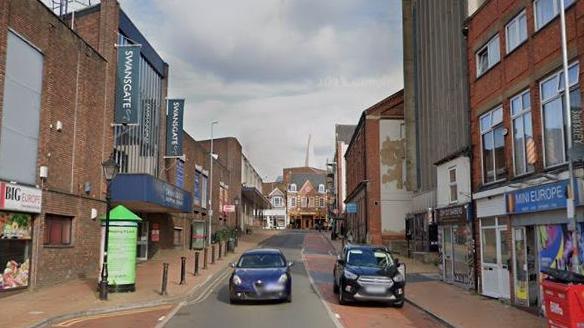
158;316;166;321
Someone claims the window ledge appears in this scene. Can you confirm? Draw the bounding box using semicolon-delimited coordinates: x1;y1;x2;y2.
504;39;527;58
475;61;500;81
43;244;74;249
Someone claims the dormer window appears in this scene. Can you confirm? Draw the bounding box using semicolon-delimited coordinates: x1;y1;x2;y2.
272;196;283;207
289;184;297;192
318;184;325;193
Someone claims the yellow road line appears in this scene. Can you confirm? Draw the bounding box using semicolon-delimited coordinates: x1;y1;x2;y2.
54;304;173;327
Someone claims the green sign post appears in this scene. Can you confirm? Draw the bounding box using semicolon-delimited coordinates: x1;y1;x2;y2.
101;205;141;292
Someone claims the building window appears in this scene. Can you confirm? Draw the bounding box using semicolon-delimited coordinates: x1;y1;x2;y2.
476;34;500;77
290;197;297;208
173;227;183;246
540;63;580;167
511;90;535;175
44;215;73;246
535;0;575;31
301;197;308;208
319;197;325;208
289;184;297;192
480;106;507;183
449;167;458;203
506;10;527;53
318;184;325;193
272;196;283;207
0;32;43;185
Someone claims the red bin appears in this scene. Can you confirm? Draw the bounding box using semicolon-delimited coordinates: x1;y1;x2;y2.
542;279;584;328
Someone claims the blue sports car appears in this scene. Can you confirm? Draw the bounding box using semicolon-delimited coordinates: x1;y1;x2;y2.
229;248;293;304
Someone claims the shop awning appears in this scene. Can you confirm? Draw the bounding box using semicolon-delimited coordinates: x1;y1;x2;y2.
111;174;193;213
242;186;272;209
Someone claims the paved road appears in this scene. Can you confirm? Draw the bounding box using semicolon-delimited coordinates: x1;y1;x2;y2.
165;230;337;328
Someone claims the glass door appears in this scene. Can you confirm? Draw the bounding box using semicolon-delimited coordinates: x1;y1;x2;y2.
443;226;454;282
513;227;528;306
137;221;149;261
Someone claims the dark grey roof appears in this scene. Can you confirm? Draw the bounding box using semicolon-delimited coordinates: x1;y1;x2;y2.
336;124;356;144
290;173;325;189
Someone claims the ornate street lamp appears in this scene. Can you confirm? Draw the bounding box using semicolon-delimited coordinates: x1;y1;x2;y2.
99;154;119;300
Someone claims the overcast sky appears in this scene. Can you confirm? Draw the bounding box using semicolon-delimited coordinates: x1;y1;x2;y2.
119;0;404;181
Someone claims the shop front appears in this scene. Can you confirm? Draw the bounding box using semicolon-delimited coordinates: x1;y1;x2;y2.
436;204;474;289
111;174;192;260
506;179;583;312
475;190;510;300
0;181;42;293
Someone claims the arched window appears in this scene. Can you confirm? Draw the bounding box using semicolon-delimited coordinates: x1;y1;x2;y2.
289;184;297;192
318;184;325;193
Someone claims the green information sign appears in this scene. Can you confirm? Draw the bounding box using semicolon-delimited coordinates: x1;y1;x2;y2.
108;223;138;286
101;205;141;292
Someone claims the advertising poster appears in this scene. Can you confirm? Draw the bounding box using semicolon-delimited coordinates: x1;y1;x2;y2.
0;212;32;290
194;171;201;206
107;224;138;286
538;224;583;274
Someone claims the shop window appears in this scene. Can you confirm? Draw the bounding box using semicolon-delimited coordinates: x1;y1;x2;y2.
541;62;580;167
173;227;183;246
511;90;535;175
480;106;507;184
476;34;500;77
44;215;73;246
449;167;458;203
535;0;575;31
505;10;527;54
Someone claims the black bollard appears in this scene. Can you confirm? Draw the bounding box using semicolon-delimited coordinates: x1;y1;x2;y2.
203;247;208;269
161;263;169;296
235;235;238;248
218;242;223;260
180;256;186;285
211;244;216;264
194;251;200;276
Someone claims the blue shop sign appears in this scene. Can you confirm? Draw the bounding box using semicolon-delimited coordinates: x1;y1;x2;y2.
506;180;577;214
111;174;193;213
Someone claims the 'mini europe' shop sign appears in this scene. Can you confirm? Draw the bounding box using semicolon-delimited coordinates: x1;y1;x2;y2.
506;180;577;214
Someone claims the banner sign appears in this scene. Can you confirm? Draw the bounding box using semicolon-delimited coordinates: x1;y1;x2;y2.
166;99;185;157
0;182;42;213
140;98;155;156
115;45;141;124
176;160;184;188
506;180;572;214
194;171;201;206
570;102;584;160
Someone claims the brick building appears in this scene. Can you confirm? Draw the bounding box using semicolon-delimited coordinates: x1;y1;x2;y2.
467;0;584;312
0;0;109;292
200;137;269;232
344;90;411;245
329;125;356;220
283;167;328;229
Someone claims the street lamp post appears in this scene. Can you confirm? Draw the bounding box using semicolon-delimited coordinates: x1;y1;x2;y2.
99;154;119;301
208;121;218;246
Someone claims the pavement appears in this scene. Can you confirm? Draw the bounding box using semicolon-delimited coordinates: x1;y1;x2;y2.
0;229;280;328
321;232;547;328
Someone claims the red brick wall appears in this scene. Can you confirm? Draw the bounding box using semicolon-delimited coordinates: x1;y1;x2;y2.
468;0;583;191
0;0;112;288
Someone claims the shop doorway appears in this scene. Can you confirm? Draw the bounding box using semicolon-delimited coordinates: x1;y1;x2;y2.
442;225;471;285
512;226;538;308
137;221;149;261
480;217;510;299
443;226;454;281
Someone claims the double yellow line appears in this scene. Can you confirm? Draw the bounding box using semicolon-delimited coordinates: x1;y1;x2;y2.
53;304;173;327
